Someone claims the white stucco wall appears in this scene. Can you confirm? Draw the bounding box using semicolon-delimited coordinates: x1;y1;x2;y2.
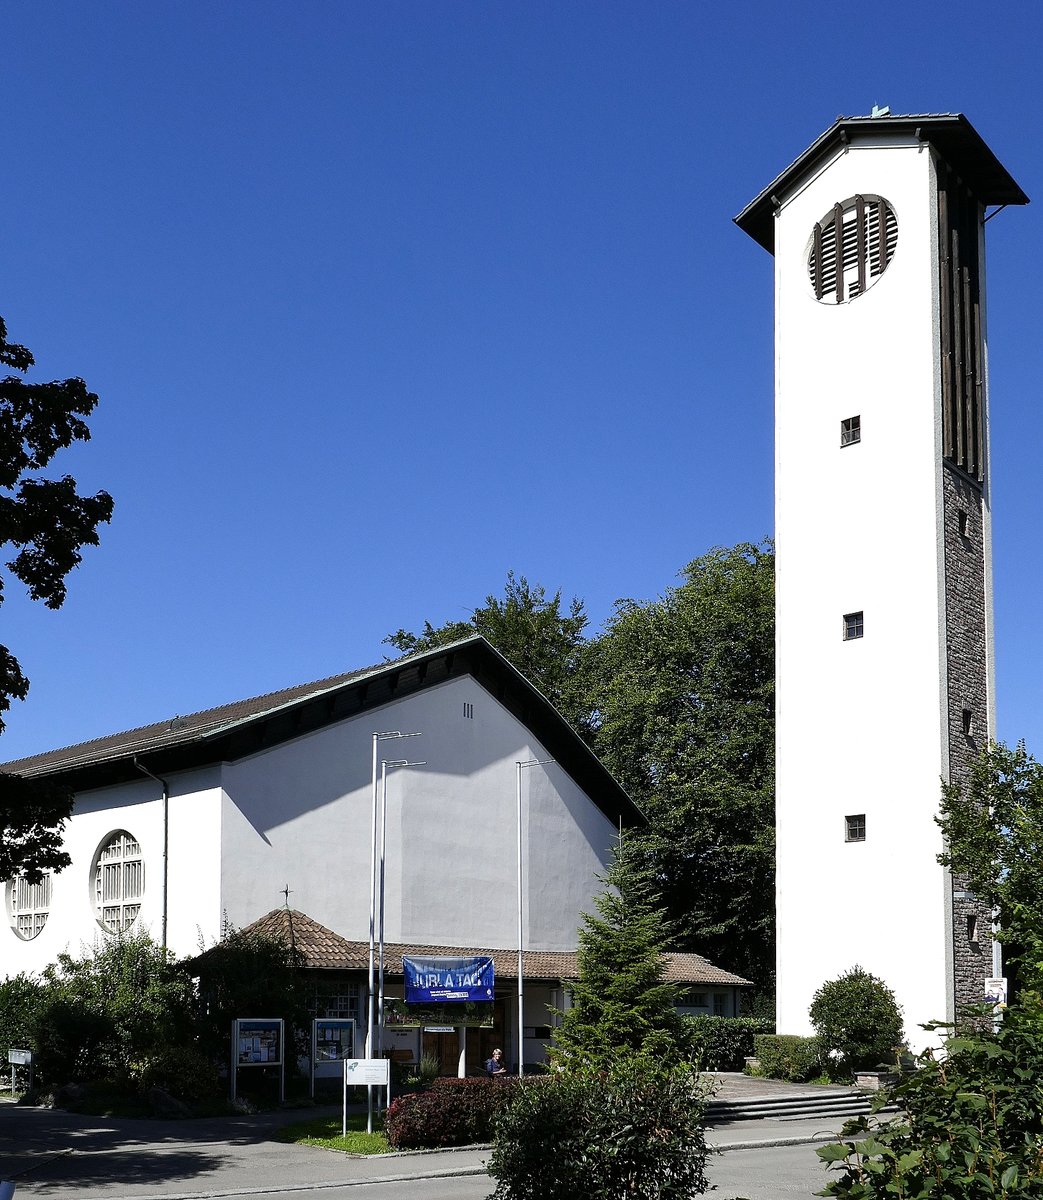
2;675;619;976
1;767;223;973
220;676;617;952
773;134;951;1048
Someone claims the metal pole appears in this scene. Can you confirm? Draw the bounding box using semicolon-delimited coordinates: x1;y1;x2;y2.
378;760;389;1059
514;760;554;1078
367;733;380;1135
516;761;524;1079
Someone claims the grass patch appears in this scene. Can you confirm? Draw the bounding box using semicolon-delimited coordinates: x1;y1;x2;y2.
274;1112;391;1155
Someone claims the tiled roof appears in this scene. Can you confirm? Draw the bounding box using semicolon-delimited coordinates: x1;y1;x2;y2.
1;664;375;777
207;908;752;988
1;636;643;831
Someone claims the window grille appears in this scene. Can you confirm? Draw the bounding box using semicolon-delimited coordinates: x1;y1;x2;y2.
843;611;864;641
841;416;861;447
845;814;867;842
8;873;52;940
809;196;898;303
93;831;145;932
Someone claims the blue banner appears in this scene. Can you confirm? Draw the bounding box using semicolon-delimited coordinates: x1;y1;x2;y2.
403;956;495;1003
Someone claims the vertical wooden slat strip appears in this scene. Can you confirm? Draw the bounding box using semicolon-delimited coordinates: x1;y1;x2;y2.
855;195;866;295
877;199;887;274
813;222;823;300
833;202;845;302
962;263;975;474
938;178;954;459
951;224;966;470
973;294;985;481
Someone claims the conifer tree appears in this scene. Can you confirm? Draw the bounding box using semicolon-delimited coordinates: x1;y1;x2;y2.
552;837;679;1067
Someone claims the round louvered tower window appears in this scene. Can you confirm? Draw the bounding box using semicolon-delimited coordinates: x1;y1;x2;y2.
808;195;898;303
91;830;145;932
6;873;52;940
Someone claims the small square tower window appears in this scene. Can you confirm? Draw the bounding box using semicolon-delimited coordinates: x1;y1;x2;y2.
841;416;861;446
967;914;981;946
843;611;864;640
962;707;975;738
958;510;970;539
845;814;866;842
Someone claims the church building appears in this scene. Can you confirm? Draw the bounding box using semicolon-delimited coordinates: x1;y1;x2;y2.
2;635;748;1072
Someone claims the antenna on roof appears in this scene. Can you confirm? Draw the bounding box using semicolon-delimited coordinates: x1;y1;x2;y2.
871;104;891;118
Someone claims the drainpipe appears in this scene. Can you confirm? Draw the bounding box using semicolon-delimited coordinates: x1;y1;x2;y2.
133;757;169;951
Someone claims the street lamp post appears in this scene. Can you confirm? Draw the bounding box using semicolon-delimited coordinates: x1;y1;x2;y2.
366;731;420;1134
516;758;553;1078
378;757;426;1058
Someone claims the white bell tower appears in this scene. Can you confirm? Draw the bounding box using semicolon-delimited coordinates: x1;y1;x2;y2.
736;113;1027;1046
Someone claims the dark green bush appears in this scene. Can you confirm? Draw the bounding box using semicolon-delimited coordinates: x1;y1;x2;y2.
680;1015;774;1070
386;1076;519;1148
34;930;197;1088
488;1056;710;1200
130;1046;221;1103
752;1033;822;1082
809;966;903;1077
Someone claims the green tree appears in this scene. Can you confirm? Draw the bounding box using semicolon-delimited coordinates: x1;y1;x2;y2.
385;570;588;713
579;542;775;991
0;313;113;879
552;837;680;1067
937;741;1043;982
34;929;196;1087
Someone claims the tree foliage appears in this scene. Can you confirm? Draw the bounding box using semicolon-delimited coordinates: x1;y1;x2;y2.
552;837;680;1067
580;542;775;988
937;741;1043;962
33;929;196;1087
0;314;113;879
384;570;588;712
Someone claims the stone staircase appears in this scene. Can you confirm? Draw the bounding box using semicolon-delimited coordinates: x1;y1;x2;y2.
705;1088;896;1124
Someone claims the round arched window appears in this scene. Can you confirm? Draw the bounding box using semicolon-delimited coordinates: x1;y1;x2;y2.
6;873;52;940
92;830;145;932
808;195;898;303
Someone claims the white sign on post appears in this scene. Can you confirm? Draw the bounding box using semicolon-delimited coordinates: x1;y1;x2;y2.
343;1058;390;1086
7;1050;31;1066
342;1058;391;1137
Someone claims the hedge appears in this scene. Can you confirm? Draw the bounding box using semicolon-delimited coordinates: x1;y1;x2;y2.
751;1033;823;1082
679;1015;775;1071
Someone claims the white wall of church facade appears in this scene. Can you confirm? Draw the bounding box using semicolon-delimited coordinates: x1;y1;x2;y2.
2;768;223;973
219;675;616;952
3;676;617;976
774;137;952;1048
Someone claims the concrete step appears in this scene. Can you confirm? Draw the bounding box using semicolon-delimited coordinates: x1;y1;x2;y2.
706;1089;894;1124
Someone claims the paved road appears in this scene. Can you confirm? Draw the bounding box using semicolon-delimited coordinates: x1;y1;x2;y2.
1;1098;839;1199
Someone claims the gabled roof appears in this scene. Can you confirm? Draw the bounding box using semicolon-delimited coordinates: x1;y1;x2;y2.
736;112;1028;254
2;635;642;828
205;907;752;988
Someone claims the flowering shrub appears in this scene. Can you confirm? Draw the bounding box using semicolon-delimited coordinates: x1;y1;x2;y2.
385;1076;520;1149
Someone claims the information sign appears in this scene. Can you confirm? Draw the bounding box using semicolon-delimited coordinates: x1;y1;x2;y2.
7;1050;31;1066
343;1058;391;1086
235;1019;283;1065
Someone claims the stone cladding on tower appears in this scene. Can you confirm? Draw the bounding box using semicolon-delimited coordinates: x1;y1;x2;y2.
942;463;993;1011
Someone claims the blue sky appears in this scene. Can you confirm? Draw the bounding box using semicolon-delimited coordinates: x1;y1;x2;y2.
2;2;1042;762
